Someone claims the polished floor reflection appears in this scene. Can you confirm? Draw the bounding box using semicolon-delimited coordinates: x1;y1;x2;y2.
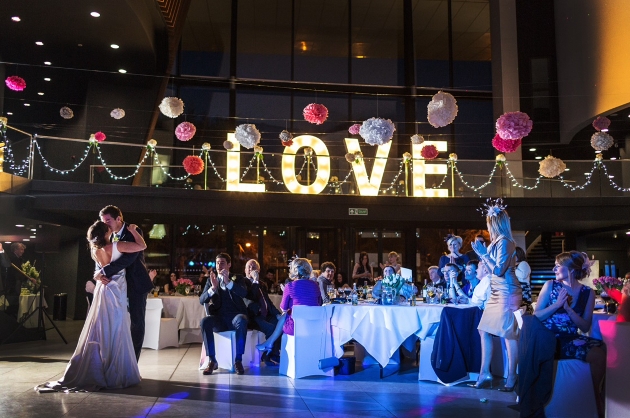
0;320;520;418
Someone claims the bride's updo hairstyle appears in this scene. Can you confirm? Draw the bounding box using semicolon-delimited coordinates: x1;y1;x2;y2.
555;251;592;281
289;257;313;280
87;221;109;250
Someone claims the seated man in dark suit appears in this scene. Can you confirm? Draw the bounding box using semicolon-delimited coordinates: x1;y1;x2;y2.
199;253;249;375
244;259;282;365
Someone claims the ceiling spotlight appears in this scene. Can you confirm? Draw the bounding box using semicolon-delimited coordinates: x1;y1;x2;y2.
584;173;591;175
535;156;542;160
595;150;602;153
610;157;617;160
35;41;43;46
44;61;51;65
22;239;30;242
529;148;536;152
37;92;44;95
110;44;119;49
601;128;609;132
626;231;630;235
118;69;127;73
564;168;570;171
30;236;36;239
11;16;21;22
90;12;100;17
44;78;51;81
6;112;13;115
24;103;30;107
30;229;36;231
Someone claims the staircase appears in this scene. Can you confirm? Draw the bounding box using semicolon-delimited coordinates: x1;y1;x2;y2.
527;236;565;297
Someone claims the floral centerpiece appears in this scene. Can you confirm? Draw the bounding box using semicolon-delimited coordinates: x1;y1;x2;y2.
382;273;405;296
21;261;40;294
592;276;623;295
175;278;194;295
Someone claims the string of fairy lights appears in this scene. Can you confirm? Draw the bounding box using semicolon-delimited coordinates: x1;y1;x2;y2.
2;136;629;195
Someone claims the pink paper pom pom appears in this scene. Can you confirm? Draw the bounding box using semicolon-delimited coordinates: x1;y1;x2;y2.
348;124;361;135
175;121;196;141
592;116;611;132
94;131;106;142
303;103;328;125
420;144;439;160
183;155;204;175
492;134;522;153
5;76;26;91
496;111;532;140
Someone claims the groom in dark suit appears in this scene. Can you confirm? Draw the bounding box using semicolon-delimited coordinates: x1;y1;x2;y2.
95;205;153;361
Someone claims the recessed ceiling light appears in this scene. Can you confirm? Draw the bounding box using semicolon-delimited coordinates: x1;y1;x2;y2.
4;241;10;244
24;103;30;107
584;173;591;175
6;112;13;115
35;41;44;46
110;44;119;49
78;44;83;47
11;16;20;22
601;128;609;132
564;168;570;171
118;69;127;73
610;157;617;160
90;12;100;17
37;92;44;96
30;229;36;231
529;148;536;151
44;78;51;81
16;225;24;227
535;156;542;160
44;61;51;65
626;231;630;235
22;239;30;242
30;236;36;239
595;150;602;153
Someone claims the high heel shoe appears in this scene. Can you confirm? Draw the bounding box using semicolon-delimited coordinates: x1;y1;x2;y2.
498;377;517;392
467;374;493;389
256;343;272;353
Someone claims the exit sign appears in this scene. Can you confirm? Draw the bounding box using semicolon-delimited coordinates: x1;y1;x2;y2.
349;208;368;215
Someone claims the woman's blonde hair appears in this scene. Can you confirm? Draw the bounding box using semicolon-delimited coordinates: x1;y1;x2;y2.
487;210;514;243
289;258;313;280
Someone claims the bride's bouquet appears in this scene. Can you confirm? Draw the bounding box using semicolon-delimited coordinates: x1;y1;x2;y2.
21;261;40;293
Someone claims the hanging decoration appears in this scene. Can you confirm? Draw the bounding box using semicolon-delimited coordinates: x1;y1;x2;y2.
539;155;566;178
590;131;614;151
5;76;26;91
495;153;506;168
348;124;361;135
59;106;74;119
234;124;261;149
110;108;125;119
147;139;157;149
492;134;522;153
183;155;204;175
303;103;328;125
595;153;603;161
279;130;293;146
411;134;425;144
359;117;396;146
427;91;458;128
403;152;412;197
202;142;211;151
254;145;263;155
420;144;439;160
89;134;98;145
448;153;458;161
223;140;234;150
496;111;533;140
94;131;106;142
159;97;184;118
175;121;197;142
592;116;611;132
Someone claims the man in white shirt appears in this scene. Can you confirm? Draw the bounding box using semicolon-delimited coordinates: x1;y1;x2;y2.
450;260;491;308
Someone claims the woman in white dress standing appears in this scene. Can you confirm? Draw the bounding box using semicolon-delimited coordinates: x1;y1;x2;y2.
37;220;146;392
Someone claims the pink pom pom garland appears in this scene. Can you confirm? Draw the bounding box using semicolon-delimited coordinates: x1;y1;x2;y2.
495;111;533;140
420;144;439;160
175;121;197;141
183;155;204;175
592;116;611;132
94;131;106;142
348;124;361;135
492;134;522;153
5;76;26;91
303;103;328;125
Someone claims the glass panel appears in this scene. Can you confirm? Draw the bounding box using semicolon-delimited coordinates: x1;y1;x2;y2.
413;0;450;88
174;224;227;282
144;224;173;288
354;229;379;277
262;227;290;285
180;0;232;77
351;0;404;86
237;0;292;80
233;227;260;274
382;230;405;272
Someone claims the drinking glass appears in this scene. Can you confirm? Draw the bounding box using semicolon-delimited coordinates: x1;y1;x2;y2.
185;286;191;296
327;285;335;302
194;285;201;296
153;286;160;297
436;287;444;304
344;289;352;303
426;284;436;304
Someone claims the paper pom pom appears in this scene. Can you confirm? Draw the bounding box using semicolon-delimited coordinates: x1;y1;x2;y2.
590;132;614;151
183;155;204;175
449;153;458;161
223;140;234;150
254;145;263;154
359;117;396;146
411;134;425;145
147;139;157;148
279;130;293;146
592;116;611;132
94;131;106;142
60;106;74;119
495;154;506;162
539;156;566;178
496;112;533;140
420;144;439;160
492;134;522;153
110;108;125;119
595;153;603;161
348;124;361;135
345;153;356;163
175;121;197;142
427;91;458;128
202;142;211;151
303;103;329;125
234;124;261;149
5;76;26;91
159;97;184;118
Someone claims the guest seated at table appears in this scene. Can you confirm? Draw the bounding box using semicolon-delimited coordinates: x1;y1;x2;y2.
372;266;415;302
428;265;446;288
449;260;492;308
317;261;336;303
255;257;322;352
515;247;532;305
335;271;350;289
263;268;276;290
353;251;374;284
379;251;401;274
164;271;179;295
442;263;464;302
534;251;606;416
310;269;320;281
438;235;469;283
462;260;479;297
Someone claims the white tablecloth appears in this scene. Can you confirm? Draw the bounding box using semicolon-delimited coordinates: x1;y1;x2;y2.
17;293;48;328
154;295;205;343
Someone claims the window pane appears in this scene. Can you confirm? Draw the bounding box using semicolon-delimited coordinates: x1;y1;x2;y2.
413;0;450;88
233;227;259;274
262;227;290;285
175;224;227;280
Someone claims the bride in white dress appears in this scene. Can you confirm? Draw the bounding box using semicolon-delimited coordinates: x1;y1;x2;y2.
37;220;146;392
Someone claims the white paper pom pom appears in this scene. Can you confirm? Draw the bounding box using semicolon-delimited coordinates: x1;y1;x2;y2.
359;117;396;146
159;97;184;118
411;134;424;144
223;140;234;150
60;106;74;119
279;130;293;142
539;156;566;178
427;91;458;128
590;132;614;151
234;124;261;149
110;108;125;119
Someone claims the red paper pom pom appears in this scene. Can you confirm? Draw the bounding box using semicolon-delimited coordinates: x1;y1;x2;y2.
420;144;439;160
303;103;328;125
281;139;293;147
183;155;204;175
592;116;611;132
5;76;26;91
94;131;106;142
492;134;522;153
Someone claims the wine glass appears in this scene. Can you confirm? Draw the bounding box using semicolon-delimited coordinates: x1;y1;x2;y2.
600;290;611;314
426;284;436;304
436;287;444;304
185;286;191;296
344;288;352;303
327;285;335;302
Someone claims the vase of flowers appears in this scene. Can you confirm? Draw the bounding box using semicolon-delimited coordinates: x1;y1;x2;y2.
21;261;40;294
593;276;623;313
382;273;405;305
175;278;194;296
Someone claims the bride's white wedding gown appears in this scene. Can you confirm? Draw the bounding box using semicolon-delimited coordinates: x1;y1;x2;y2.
39;242;141;391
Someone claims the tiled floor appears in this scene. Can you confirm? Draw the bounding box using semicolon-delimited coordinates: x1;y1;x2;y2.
0;320;520;417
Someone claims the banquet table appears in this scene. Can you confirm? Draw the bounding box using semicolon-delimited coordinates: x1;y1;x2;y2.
154;295;205;344
18;293;48;328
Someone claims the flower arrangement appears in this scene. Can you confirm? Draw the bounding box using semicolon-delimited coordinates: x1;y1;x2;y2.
175;278;194;295
183;155;204;175
382;273;405;295
492;134;521;153
592;276;623;294
234;124;261;149
496;111;533;140
359;117;396;146
175;121;197;141
592;116;611;132
420;144;439;160
5;76;26;91
21;261;40;293
159;97;184;118
303;103;329;125
348;124;361;135
590;132;614;151
427;91;458;128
